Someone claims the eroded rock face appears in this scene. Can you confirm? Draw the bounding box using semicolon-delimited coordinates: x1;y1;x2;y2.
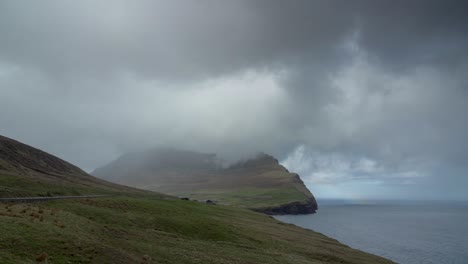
252;197;318;215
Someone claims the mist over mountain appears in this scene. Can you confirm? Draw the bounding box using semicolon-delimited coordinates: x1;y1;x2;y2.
2;1;467;263
93;149;317;214
0;135;393;264
94;148;220;186
1;0;468;200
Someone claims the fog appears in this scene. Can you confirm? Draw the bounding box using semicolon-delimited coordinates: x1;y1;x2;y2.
1;0;467;200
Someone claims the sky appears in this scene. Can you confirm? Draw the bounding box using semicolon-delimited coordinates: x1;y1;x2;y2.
1;0;468;200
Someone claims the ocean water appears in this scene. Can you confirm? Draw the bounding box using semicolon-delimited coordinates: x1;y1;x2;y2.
275;201;468;264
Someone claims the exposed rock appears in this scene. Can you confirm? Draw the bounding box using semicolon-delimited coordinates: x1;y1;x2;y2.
205;199;217;205
251;197;318;215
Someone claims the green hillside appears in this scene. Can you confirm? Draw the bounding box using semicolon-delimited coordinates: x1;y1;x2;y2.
0;135;393;263
0;185;393;264
93;150;318;214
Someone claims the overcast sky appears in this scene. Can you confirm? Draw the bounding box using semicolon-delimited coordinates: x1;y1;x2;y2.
1;0;467;200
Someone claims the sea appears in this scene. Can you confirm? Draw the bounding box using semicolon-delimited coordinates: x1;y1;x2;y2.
275;200;468;264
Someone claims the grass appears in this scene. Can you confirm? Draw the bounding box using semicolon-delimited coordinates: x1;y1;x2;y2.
0;171;393;264
0;200;393;262
148;170;315;210
180;187;309;208
93;151;315;210
0;139;390;263
0;195;393;264
0;173;116;198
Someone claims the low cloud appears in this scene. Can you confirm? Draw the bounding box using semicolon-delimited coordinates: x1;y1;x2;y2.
1;0;467;199
281;145;425;186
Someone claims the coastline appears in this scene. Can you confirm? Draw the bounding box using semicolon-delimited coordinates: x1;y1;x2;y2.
275;202;468;264
251;197;318;215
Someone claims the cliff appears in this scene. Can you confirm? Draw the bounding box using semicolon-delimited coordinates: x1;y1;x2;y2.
94;150;318;214
0;135;394;263
252;197;318;214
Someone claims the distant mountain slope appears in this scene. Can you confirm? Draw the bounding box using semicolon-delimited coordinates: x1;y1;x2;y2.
0;135;393;263
0;135;147;197
93;149;317;214
0;135;86;175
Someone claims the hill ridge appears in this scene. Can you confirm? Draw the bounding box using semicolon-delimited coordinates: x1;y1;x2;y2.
93;149;318;214
0;135;86;176
0;135;393;263
0;135;148;197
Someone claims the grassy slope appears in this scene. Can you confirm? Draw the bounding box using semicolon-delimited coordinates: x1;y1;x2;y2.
0;172;113;198
168;166;315;210
0;173;393;264
94;151;316;210
181;186;308;208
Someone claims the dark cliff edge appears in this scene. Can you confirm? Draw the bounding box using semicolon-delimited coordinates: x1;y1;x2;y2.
251;197;318;215
252;170;319;215
225;154;319;215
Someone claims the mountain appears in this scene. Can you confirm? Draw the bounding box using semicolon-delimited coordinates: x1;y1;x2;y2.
0;135;393;263
93;149;317;214
0;135;146;197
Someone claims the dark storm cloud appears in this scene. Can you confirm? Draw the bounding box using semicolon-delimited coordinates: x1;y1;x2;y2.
0;0;467;199
3;1;464;80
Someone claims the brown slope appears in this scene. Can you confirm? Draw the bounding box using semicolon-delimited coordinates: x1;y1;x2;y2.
0;135;147;196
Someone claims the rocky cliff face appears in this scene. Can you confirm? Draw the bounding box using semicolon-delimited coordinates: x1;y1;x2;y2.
229;154;318;214
252;197;318;215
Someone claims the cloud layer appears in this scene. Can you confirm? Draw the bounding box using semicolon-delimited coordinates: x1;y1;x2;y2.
1;0;467;199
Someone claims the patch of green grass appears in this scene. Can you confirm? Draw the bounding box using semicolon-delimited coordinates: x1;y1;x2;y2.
0;173;113;198
0;195;393;264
